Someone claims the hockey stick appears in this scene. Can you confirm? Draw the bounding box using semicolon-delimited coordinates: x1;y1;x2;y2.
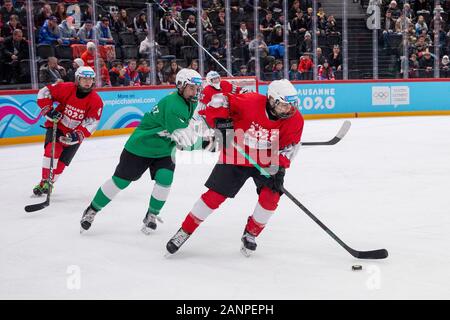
300;120;351;146
232;141;388;260
25;120;58;213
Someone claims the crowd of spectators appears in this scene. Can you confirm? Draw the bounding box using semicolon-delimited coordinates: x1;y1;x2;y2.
0;0;345;87
378;0;450;78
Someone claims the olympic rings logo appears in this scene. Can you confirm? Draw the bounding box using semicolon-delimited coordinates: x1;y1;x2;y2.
372;92;389;98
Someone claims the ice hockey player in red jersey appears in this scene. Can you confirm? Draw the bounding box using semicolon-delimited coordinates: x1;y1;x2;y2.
195;71;248;151
166;79;304;256
32;66;104;196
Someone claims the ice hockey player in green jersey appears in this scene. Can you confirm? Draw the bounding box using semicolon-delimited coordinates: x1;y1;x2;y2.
80;68;204;234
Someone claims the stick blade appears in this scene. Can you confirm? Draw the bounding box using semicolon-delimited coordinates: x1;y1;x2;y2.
301;120;352;146
353;248;389;260
24;199;49;212
336;120;352;139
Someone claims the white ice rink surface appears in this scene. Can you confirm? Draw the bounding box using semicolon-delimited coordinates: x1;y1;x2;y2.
1;116;450;300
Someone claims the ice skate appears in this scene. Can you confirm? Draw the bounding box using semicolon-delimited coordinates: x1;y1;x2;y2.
141;212;163;235
166;228;191;255
80;205;98;233
240;231;257;257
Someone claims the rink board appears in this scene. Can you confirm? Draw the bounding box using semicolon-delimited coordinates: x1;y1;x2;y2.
1;79;450;145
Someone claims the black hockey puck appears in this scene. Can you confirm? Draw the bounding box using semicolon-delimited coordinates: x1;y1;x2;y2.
352;265;362;271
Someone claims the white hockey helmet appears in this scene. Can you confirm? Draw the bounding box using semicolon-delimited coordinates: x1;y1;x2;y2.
75;66;96;93
176;68;202;89
267;79;299;119
175;68;203;101
206;70;221;90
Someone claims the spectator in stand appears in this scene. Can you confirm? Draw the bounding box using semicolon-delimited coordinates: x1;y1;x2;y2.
402;3;414;21
66;58;84;82
137;59;151;85
329;44;342;72
414;0;431;14
298;52;314;80
187;59;199;72
208;38;225;62
165;59;181;84
318;59;335;80
288;62;301;80
237;64;253;77
386;1;401;21
109;61;126;86
124;59;141;86
415;15;428;37
291;10;308;38
119;9;131;27
183;14;197;46
98;57;111;87
201;10;215;35
276;14;290;32
316;47;325;66
301;31;313;53
316;7;327;36
0;0;18;24
110;12;132;33
54;2;67;24
59;15;79;45
259;10;276;39
155;59;168;85
235;21;251;47
395;14;411;34
414;35;429;56
139;35;162;58
268;24;285;59
78;20;95;45
289;0;301;20
326;15;340;36
159;10;175;37
382;11;395;49
2;14;22;39
269;0;283;17
248;32;274;71
305;7;313;30
81;4;93;24
209;0;223;13
419;50;434;78
2;28;28;84
39;56;66;84
39;16;63;45
133;12;148;33
408;53;420;78
441;55;450;77
95;16;114;45
272;60;283;80
35;4;52;28
81;41;96;67
214;9;226;38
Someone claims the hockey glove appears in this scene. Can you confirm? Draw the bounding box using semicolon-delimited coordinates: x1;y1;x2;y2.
262;166;285;193
171;125;199;149
59;130;84;146
45;109;63;122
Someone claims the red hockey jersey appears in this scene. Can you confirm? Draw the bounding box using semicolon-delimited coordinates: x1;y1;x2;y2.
37;82;104;138
200;92;304;168
200;80;242;106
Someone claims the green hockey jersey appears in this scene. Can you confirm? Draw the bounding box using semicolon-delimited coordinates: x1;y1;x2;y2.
124;91;196;158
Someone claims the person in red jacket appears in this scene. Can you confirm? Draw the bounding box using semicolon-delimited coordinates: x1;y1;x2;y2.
298;53;314;80
81;41;95;67
33;66;104;196
166;79;304;256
